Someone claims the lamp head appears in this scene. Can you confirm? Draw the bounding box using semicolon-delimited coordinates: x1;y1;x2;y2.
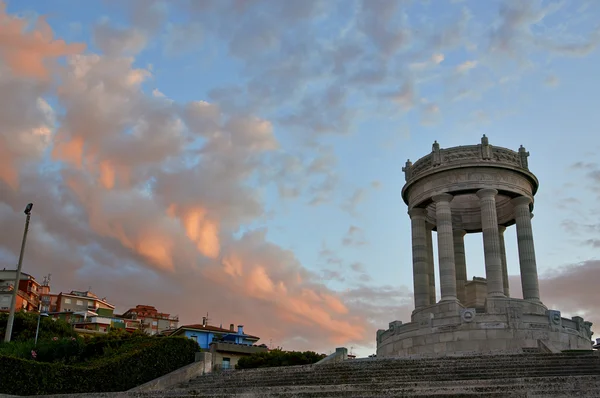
24;203;33;215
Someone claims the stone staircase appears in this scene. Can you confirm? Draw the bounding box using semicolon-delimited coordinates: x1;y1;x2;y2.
160;352;600;397
28;352;600;397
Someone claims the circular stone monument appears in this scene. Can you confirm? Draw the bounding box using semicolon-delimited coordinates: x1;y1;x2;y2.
377;135;593;357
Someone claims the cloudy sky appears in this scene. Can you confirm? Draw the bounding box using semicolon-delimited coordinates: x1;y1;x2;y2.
1;0;599;356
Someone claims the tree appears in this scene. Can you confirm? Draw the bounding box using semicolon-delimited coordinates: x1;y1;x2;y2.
0;311;76;342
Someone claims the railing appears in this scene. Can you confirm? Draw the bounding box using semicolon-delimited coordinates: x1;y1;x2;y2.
16;290;38;307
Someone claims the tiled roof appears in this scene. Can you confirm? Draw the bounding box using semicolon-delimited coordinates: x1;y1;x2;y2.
176;324;260;340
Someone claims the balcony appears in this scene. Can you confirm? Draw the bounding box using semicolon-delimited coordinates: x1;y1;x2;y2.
73;316;112;325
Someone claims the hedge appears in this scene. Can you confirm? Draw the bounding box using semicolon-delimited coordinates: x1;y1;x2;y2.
236;349;326;369
0;336;199;396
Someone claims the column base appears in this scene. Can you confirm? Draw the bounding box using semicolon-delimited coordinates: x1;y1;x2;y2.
525;298;543;304
440;297;459;303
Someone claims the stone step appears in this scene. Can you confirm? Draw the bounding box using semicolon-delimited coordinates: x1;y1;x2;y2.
186;375;600;392
201;357;599;376
186;366;600;386
132;376;600;397
167;354;600;397
192;360;600;378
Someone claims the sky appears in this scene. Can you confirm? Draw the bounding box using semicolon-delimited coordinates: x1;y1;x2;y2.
0;0;599;357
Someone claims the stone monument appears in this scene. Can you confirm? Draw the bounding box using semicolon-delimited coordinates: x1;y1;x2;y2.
377;135;594;357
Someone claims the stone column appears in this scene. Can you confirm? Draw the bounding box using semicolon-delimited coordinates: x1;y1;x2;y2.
408;208;430;309
476;189;505;297
453;229;467;304
511;196;541;302
432;194;457;302
498;225;510;297
426;223;436;305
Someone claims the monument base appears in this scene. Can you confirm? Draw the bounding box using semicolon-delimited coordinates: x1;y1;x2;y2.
377;299;593;358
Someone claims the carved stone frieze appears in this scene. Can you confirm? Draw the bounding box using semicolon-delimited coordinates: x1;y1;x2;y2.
406;168;534;209
411;154;432;177
406;142;528;183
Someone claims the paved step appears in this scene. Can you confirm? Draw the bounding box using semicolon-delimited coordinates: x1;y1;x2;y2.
167;353;600;397
114;375;600;397
185;364;600;387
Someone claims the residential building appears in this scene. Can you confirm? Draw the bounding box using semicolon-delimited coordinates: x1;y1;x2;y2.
171;318;267;369
120;304;179;335
0;270;40;313
48;290;118;334
171;318;259;349
209;341;268;370
55;290;115;314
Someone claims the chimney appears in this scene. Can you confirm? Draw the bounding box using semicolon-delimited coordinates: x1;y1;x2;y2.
238;325;244;334
202;317;207;327
230;323;234;331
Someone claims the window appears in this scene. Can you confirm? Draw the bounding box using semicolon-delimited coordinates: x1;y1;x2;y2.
152;321;157;326
76;300;83;306
64;298;71;304
222;358;231;369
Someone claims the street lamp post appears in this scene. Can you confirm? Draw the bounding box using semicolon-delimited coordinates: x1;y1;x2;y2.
34;312;48;346
4;203;34;343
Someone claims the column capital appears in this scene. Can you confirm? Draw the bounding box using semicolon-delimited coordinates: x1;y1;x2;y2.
453;229;467;237
498;225;507;233
408;208;427;219
432;193;453;203
476;188;498;199
511;196;532;208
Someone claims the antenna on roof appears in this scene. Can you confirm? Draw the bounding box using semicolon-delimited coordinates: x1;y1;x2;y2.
202;312;211;327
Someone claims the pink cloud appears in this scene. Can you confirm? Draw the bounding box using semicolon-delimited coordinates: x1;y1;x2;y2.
0;1;85;79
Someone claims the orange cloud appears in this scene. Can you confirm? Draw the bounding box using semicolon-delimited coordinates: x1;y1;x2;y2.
0;1;86;79
216;252;366;345
136;233;174;272
99;160;116;189
0;138;18;189
52;136;85;168
181;207;221;259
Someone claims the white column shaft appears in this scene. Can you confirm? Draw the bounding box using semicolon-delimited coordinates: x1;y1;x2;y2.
498;226;510;297
426;224;436;305
512;197;541;302
453;229;467;304
477;189;505;297
409;208;430;309
433;194;457;301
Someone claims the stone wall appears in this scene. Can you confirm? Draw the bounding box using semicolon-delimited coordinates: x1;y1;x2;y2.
378;300;593;358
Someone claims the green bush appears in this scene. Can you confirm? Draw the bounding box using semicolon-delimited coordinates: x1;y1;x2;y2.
0;311;76;342
0;324;153;364
236;349;326;369
0;337;84;364
0;336;199;396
